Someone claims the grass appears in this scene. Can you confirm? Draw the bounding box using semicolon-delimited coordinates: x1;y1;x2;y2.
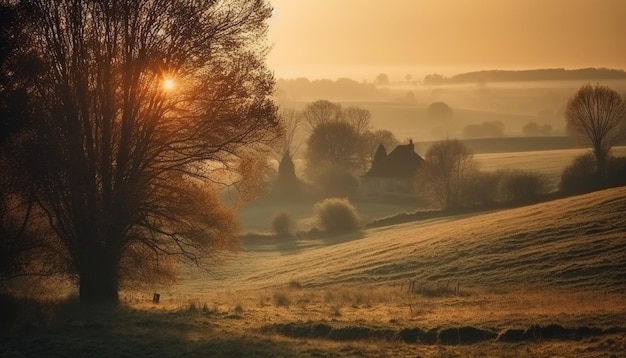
3;284;624;357
3;186;626;356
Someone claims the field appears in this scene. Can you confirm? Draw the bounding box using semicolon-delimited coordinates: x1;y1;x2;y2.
4;185;624;357
3;145;626;357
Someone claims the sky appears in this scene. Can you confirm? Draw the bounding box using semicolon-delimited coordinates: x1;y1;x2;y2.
266;0;626;81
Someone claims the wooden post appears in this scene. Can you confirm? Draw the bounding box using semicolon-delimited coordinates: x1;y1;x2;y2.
153;292;160;304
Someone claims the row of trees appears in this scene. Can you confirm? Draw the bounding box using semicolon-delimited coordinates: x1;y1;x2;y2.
1;0;280;303
276;100;399;197
417;84;626;210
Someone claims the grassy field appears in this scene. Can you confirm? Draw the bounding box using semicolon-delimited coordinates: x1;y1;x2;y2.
4;186;623;357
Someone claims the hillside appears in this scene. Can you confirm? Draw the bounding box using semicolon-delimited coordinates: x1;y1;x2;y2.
179;186;626;298
5;188;624;358
424;68;626;85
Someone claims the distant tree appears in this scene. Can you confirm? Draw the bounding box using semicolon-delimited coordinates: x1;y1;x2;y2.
306;121;362;172
303;100;376;175
523;122;540;136
565;84;626;174
302;100;342;131
523;122;553;137
364;130;399;156
279;109;304;156
275;150;303;196
463;121;504;138
427;102;453;120
2;0;279;303
423;74;446;86
342;106;371;135
418;139;479;210
374;73;390;86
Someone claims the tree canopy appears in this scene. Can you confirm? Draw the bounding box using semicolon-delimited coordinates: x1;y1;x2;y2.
566;84;626;173
0;0;280;302
418;139;478;210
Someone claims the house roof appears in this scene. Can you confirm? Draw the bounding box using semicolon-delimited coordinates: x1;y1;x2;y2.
363;141;424;179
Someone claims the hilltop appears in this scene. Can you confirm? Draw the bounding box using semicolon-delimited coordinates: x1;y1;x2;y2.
423;67;626;85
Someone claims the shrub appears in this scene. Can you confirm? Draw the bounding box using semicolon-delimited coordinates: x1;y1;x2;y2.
559;153;599;194
270;212;296;237
463;171;499;206
605;156;626;188
497;170;547;204
313;197;360;233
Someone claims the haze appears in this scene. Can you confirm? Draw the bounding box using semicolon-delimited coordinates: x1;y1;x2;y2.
268;0;626;80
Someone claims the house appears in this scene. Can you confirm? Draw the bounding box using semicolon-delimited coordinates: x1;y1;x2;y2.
361;140;425;196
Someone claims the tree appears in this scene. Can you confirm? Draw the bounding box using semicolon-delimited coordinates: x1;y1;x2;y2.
463;121;504;138
418;139;478;210
278;108;304;156
427;102;453;120
374;73;390;86
0;2;65;284
302;100;342;132
523;122;552;137
306;121;362;172
342;106;371;135
303;100;376;175
566;84;626;174
3;0;279;303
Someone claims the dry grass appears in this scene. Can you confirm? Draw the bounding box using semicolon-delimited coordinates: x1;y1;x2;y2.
3;186;626;356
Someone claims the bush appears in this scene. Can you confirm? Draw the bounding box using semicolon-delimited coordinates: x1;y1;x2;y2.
270;212;296;237
313;198;360;233
497;170;547;204
605;156;626;187
463;171;499;206
560;154;626;195
559;153;599;194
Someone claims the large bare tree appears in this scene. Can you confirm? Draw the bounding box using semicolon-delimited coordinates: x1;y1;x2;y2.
566;84;626;174
4;0;280;303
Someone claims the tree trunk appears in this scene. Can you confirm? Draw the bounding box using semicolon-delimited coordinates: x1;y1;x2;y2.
594;146;608;180
78;248;119;304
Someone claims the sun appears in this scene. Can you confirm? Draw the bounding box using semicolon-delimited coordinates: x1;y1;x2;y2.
162;77;176;91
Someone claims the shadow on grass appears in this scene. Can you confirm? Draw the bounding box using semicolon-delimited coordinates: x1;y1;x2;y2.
1;299;300;358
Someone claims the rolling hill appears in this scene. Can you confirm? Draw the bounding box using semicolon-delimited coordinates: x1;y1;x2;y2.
179;186;626;298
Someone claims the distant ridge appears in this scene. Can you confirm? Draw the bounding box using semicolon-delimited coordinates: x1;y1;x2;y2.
423;68;626;85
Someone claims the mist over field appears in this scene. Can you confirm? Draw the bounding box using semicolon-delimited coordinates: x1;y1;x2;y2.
274;73;626;142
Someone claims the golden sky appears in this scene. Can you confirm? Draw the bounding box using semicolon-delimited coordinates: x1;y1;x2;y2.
267;0;626;80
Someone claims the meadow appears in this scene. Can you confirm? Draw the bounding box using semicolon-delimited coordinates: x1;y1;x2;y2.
3;185;624;357
3;144;626;357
